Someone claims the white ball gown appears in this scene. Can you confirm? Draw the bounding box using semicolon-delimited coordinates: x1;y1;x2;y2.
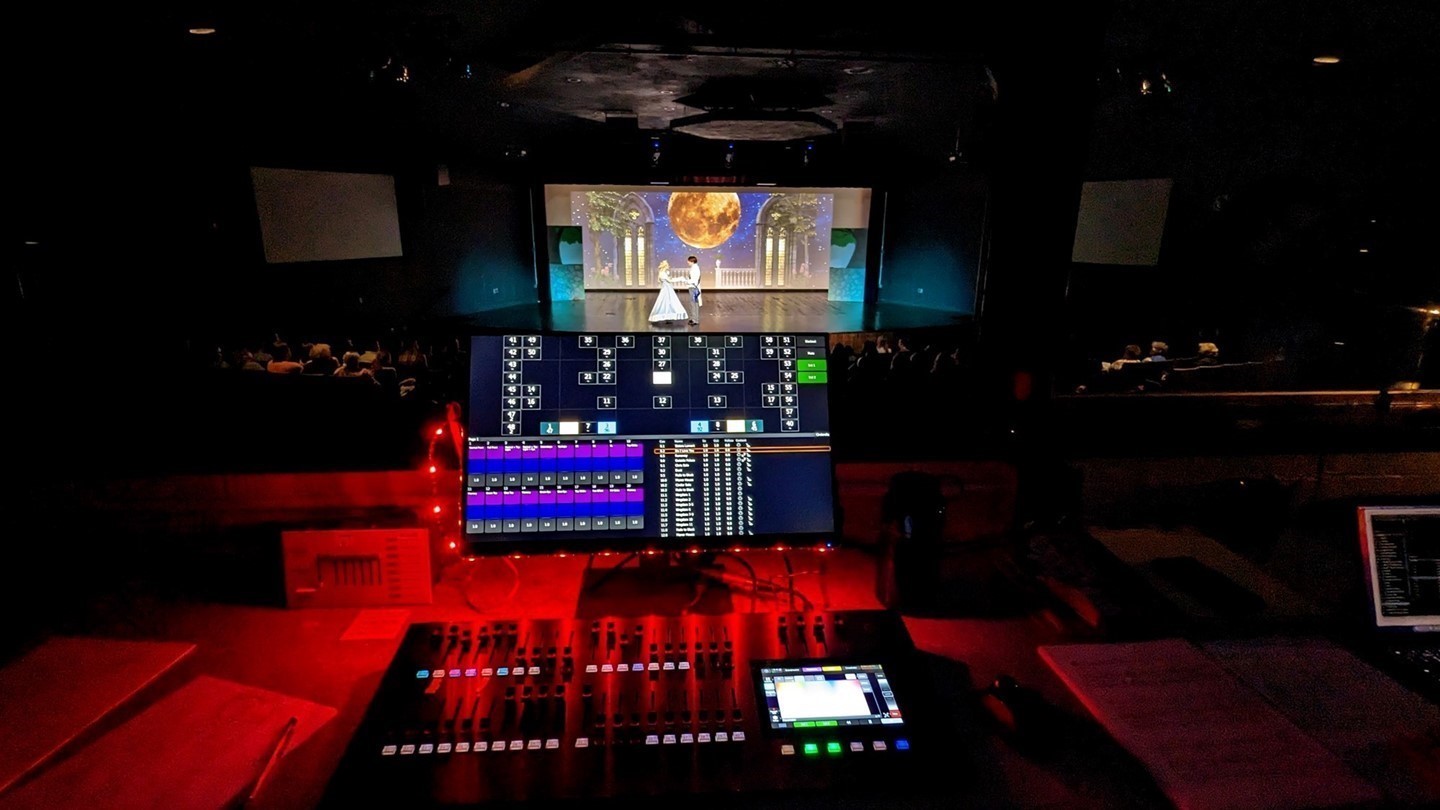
648;275;690;323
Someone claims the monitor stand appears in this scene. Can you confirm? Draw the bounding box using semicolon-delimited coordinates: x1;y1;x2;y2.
577;551;737;617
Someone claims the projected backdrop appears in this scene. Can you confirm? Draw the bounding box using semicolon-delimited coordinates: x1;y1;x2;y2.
561;189;834;291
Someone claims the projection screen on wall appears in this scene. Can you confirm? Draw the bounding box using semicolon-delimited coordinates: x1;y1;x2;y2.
251;167;403;264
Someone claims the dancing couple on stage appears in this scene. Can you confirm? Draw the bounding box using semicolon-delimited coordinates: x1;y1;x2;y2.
648;255;702;326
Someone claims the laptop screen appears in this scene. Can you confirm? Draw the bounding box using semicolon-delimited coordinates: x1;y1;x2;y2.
1359;506;1440;632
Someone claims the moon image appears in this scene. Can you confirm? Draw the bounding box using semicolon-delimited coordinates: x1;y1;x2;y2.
667;192;742;249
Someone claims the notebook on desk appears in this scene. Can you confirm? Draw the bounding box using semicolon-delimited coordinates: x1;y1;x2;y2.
1357;504;1440;701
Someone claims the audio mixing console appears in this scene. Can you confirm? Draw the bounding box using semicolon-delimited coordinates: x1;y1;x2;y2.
322;610;954;807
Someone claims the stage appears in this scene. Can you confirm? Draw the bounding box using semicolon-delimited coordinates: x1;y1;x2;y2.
444;292;972;334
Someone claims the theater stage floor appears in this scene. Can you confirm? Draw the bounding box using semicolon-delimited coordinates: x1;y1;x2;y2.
446;292;971;334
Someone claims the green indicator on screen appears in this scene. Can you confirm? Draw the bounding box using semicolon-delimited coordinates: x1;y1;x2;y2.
816;720;839;727
794;721;816;728
798;372;828;384
826;741;843;755
803;742;819;756
797;359;827;372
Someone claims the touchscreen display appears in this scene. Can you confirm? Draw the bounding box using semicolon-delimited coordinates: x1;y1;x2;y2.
758;663;904;730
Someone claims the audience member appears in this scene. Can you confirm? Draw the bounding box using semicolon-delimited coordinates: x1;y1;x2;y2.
362;340;393;368
1105;344;1143;372
267;343;304;375
397;339;429;378
234;349;265;372
334;351;377;383
1144;341;1168;362
850;340;882;382
889;335;916;374
828;343;855;375
1194;342;1220;366
304;343;339;375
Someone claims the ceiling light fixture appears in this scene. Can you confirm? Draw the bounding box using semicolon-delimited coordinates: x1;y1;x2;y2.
188;27;216;36
565;76;583;84
842;65;873;75
671;110;837;141
1312;54;1341;65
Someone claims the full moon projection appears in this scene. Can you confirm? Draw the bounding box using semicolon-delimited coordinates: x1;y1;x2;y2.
667;192;742;249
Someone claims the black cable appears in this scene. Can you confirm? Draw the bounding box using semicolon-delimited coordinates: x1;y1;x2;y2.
714;551;759;612
763;575;815;611
783;551;796;610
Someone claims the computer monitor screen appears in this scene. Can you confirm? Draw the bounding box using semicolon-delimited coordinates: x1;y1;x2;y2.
1359;506;1440;631
463;331;836;553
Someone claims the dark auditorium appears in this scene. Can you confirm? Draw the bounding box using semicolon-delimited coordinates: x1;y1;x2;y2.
8;2;1440;808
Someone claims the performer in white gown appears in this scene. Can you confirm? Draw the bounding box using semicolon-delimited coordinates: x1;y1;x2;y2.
648;261;690;324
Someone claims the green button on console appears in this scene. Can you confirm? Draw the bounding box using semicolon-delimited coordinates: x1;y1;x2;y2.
826;741;842;755
803;742;819;756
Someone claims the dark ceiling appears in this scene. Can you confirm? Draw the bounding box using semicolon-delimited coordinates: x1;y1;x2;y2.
12;1;1440;214
40;3;1020;181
